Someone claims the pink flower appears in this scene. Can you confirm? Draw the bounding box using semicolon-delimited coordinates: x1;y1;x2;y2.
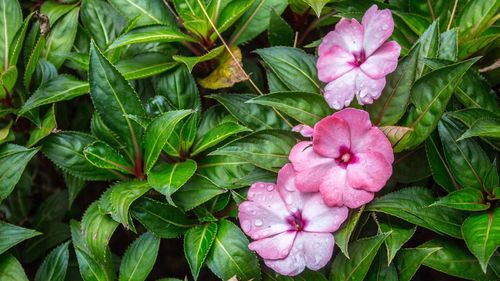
289;108;393;208
292;124;314;137
238;164;348;276
317;5;401;110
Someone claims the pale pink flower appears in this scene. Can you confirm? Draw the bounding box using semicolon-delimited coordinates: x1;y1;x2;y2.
238;164;348;276
317;5;401;109
289;108;393;208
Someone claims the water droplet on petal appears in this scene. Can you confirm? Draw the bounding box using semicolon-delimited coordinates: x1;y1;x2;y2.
266;184;275;191
254;219;263;227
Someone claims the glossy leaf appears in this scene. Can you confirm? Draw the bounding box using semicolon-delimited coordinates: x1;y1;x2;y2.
0;144;39;200
27;105;57;147
458;0;500;41
438;29;458;61
365;251;398;281
119;232;160;281
154;65;201;110
148;160;197;200
81;0;125;49
0;0;22;71
367;187;467;238
210;130;296;172
43;7;79;69
131;197;196;238
434;188;490;211
173;46;224;72
104;180;151;228
23;36;45;91
268;9;294;46
425;132;459;192
330;233;389;281
462;208;500;272
197;155;264;189
376;215;416;264
34;242;69;281
116;53;178;80
334;206;365;259
110;26;195;49
255;47;320;94
108;0;174;26
248;92;332;126
395;247;441;281
84;141;134;175
184;222;218;280
191;122;250;156
0;221;41;255
206;220;261;281
0;254;29;281
172;174;225;211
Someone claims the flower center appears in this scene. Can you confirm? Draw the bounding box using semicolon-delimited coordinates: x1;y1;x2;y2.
335;146;357;168
287;212;306;232
352;50;366;66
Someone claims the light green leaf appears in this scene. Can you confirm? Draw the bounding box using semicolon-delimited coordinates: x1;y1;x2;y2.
376;214;416;264
109;26;195;49
173;46;224;73
172;174;225;211
23;35;46;91
0;0;22;71
303;0;329;17
148;160;197;200
116;53;179;80
458;0;500;41
434;188;490;211
192;122;250;156
119;232;160;281
184;222;218;280
104;180;151;228
27;105;57;147
439;29;458;61
0;254;29;281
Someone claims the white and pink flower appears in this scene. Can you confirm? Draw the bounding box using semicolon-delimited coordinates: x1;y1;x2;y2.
317;5;401;109
238;164;348;276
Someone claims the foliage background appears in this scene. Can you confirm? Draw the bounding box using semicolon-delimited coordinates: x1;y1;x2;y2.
0;0;499;280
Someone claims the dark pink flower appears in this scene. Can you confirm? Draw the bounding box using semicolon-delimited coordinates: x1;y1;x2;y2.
238;164;348;276
289;108;393;208
317;5;401;109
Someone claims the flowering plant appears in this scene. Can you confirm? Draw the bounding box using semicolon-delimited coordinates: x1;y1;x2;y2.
0;0;499;280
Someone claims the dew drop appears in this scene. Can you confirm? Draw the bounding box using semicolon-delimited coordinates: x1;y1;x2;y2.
266;184;275;191
254;219;263;227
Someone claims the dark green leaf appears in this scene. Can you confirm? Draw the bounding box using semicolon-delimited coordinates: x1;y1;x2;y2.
365;251;398;281
148;160;197;200
119;232;160;281
458;0;500;41
108;0;174;26
27;105;57;147
376;214;416;264
23;36;45;91
131;197;196;238
172;174;225;211
191;122;251;156
415;21;439;78
184;222;218;280
206;220;261;281
84;141;134;175
391;147;431;183
395;247;441;281
268;10;294;46
425;132;459;192
0;144;38;200
43;7;79;69
462;208;500;272
34;242;69;281
334;206;364;259
439;29;458;61
104;180;151;228
173;46;224;73
0;221;40;255
109;26;195;49
81;0;125;49
154;65;201;111
434;188;490;211
116;53;178;80
0;254;29;281
0;0;22;71
197;155;263;189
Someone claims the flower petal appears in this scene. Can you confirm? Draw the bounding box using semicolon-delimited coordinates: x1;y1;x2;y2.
319;166;374;208
362;5;394;56
289;142;334;193
277;164;306;212
300;232;335;271
333;108;372;144
313;115;351;158
317;45;356;82
238;182;291;240
360;41;401;79
347;152;393;192
352;127;394;163
249;231;297;260
302;194;348;233
323;69;357;110
263;240;306;276
292;124;314;137
354;71;386;105
319;18;364;56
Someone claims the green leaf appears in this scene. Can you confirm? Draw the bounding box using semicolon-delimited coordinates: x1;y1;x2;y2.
211;0;254;41
144;110;192;173
89;42;145;160
90;114;126;154
391;147;431;183
81;202;118;267
419;238;498;281
394;58;479;151
81;0;125;49
0;221;41;255
0;144;38;200
109;26;195;49
84;141;134;175
268;9;294;46
184;222;218;280
197;155;262;189
376;215;416;264
365;251;398;281
206;220;261;281
210;130;296;172
116;53;178;80
330;233;389;281
0;0;22;71
367;45;418;126
462;208;500;272
255;47;320;94
172;174;225;211
434;188;490;211
458;0;500;41
119;232;160;281
104;180;151;228
34;242;69;281
438;116;491;190
43;7;79;69
459;118;500;140
173;46;224;72
154;65;201;111
64;172;85;209
232;0;288;45
32;191;68;229
415;21;439;78
248;92;332;127
172;0;209;39
131;197;196;238
447;108;500;149
459;33;500;60
41;131;117;180
23;222;70;264
304;0;329;17
0;254;29;281
23;36;46;91
148;160;197;200
108;0;174;27
209;93;290;130
394;247;441;281
438;29;458;61
8;11;32;68
191;122;251;156
334;206;364;259
27;105;57;147
425;132;459;192
367;187;467;238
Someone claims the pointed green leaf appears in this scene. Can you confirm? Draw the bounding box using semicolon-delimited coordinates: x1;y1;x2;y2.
0;0;22;71
84;141;134;175
0;221;41;255
34;242;69;281
0;144;38;200
173;46;224;73
116;53;178;80
173;174;225;211
376;215;416;264
434;188;490;211
425;132;459;192
109;0;174;27
0;254;29;281
104;180;151;228
334;206;365;259
184;222;218;280
43;7;79;69
119;232;160;281
148;160;197;199
109;26;195;49
191;122;250;156
81;0;125;49
27;105;57;147
268;9;294;46
395;247;441;281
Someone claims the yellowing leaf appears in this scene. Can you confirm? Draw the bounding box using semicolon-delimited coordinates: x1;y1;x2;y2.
380;126;413;146
198;46;247;89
